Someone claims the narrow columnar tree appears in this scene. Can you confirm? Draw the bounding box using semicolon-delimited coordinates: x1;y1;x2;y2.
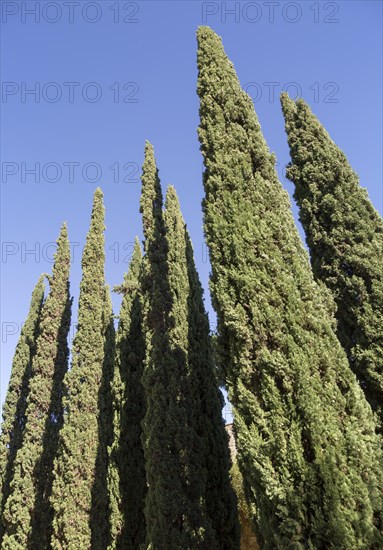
50;188;108;550
0;275;45;543
163;184;216;548
167;186;239;549
108;238;146;549
90;286;116;549
2;224;71;550
197;26;383;548
140;142;216;548
281;93;383;424
140;141;190;548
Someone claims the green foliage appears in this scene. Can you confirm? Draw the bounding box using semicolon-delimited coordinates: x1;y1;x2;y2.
281;93;383;425
197;26;383;548
0;275;45;543
1;29;382;550
140;143;202;549
91;286;116;548
140;144;238;548
2;225;71;549
165;186;239;549
182;197;240;549
108;238;146;549
50;189;110;550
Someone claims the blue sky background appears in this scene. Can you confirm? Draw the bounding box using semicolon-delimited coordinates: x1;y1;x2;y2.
1;0;382;418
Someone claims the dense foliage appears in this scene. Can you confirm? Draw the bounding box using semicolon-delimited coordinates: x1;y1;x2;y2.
108;238;146;549
0;275;45;544
2;225;71;549
166;186;239;549
1;26;382;550
139;143;239;549
50;189;110;549
197;26;383;548
281;93;383;425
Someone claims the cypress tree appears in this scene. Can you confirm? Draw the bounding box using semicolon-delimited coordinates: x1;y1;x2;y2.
163;184;216;547
140;143;216;548
167;186;239;548
0;275;45;543
2;224;71;549
50;188;108;550
197;26;383;548
108;238;146;549
91;285;116;549
281;93;383;424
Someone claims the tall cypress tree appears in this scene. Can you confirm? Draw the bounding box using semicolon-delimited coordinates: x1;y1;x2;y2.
197;26;383;548
140;142;217;548
166;185;239;548
108;238;146;549
90;285;115;549
281;93;383;424
50;188;108;550
0;275;45;543
2;224;71;549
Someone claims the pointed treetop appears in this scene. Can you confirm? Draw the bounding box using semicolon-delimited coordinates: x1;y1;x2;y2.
113;237;142;295
0;270;46;545
144;140;155;156
1;218;72;549
142;141;157;178
51;223;71;282
197;26;225;52
197;25;232;70
164;187;188;259
50;186;106;550
131;236;142;267
32;274;46;304
35;273;46;290
281;90;383;423
125;237;143;288
140;141;164;248
56;222;68;245
165;185;182;213
56;221;69;246
91;187;105;217
282;93;341;145
196;26;242;90
280;92;297;118
141;141;161;191
281;93;343;156
197;28;383;547
197;25;271;176
84;188;105;240
93;187;104;202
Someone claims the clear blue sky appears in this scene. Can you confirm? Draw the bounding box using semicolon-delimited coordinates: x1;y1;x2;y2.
1;0;382;416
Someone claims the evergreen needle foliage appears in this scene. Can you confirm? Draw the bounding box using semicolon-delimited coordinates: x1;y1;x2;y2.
162;184;216;548
91;286;116;548
0;275;45;544
180;191;240;549
197;26;383;548
2;224;71;550
281;93;383;425
140;144;239;548
108;238;147;549
140;142;206;549
50;189;111;550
